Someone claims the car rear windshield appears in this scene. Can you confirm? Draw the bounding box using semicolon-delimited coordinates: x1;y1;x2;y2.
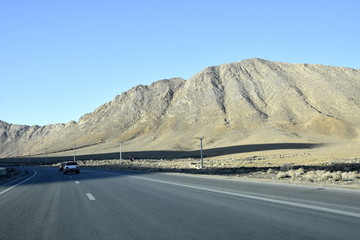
66;162;78;165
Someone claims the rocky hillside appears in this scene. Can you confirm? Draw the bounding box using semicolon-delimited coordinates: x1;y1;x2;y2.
1;58;360;158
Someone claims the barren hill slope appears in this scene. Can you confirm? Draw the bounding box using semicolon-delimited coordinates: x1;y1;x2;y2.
1;58;359;159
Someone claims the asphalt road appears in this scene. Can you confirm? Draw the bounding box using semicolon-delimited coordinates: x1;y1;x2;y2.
1;167;359;240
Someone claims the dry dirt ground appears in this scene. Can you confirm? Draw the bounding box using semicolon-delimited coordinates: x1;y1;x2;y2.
64;141;360;190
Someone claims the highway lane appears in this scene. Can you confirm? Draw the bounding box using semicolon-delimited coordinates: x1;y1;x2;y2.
0;167;359;240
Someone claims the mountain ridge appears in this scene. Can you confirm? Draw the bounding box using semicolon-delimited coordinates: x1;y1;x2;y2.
1;58;360;159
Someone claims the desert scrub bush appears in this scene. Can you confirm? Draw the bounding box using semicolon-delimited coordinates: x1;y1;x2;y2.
303;171;316;182
330;171;342;181
287;168;306;180
287;170;296;179
295;168;305;175
276;171;289;179
341;171;358;181
319;171;332;181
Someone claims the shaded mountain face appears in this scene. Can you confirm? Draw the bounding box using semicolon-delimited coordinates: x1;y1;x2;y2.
1;58;360;158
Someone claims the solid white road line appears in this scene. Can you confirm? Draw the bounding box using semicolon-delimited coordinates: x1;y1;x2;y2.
0;170;37;196
132;175;360;219
86;193;96;200
75;181;80;184
86;170;360;218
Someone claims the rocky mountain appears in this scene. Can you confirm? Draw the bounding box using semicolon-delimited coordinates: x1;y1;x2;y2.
1;58;360;159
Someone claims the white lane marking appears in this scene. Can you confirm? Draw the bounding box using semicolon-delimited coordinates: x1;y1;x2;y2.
132;176;360;219
75;181;80;184
0;170;37;196
86;193;96;200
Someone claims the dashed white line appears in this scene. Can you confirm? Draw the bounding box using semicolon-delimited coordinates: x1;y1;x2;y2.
75;181;80;184
86;193;96;200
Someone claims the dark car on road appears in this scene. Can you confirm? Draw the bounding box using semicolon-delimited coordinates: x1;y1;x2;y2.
59;161;80;174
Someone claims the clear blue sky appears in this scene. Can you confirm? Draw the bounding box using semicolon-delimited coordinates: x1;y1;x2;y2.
1;0;359;126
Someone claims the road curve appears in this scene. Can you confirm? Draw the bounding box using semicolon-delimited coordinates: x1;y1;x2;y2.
0;167;359;240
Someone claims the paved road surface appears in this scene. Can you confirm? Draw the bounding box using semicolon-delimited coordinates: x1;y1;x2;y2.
1;167;359;240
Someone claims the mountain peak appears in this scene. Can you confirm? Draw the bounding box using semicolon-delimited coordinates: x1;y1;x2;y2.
1;59;360;158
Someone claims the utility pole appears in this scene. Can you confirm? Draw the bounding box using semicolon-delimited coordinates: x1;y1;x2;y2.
73;145;76;161
119;142;122;161
195;137;204;169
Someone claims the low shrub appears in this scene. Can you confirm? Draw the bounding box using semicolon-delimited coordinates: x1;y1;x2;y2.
276;172;289;179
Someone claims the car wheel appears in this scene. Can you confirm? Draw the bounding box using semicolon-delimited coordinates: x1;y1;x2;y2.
63;171;67;174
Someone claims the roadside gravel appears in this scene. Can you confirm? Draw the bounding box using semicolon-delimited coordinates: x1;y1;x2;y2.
54;157;360;190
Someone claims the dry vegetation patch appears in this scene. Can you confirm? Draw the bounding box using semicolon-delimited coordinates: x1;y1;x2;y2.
53;155;360;189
